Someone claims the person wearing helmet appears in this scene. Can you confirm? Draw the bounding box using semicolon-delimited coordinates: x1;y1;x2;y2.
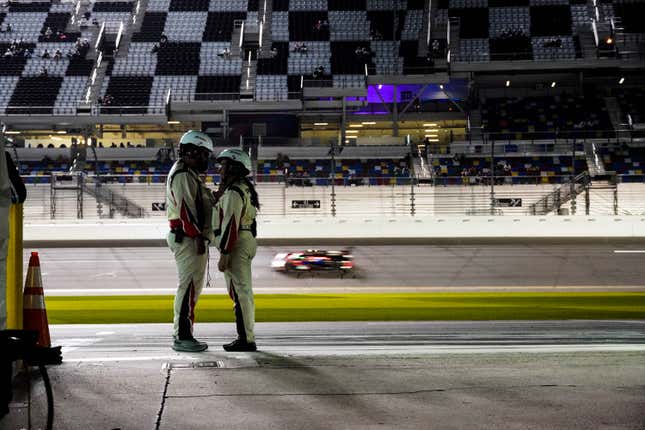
213;148;260;352
166;130;216;352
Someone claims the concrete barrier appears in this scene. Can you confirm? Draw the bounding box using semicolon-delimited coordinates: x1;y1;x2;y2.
22;215;645;247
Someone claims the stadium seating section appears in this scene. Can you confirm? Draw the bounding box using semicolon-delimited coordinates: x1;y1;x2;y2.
0;1;94;115
613;87;645;125
0;0;641;112
481;94;614;139
437;0;645;63
600;145;645;180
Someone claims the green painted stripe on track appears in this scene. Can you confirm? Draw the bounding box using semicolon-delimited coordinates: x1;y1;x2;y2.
45;292;645;324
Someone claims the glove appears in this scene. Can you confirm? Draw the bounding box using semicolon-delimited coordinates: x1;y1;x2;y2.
195;236;206;255
218;254;231;272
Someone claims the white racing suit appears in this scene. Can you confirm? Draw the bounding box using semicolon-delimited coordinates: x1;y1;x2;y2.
166;160;214;339
213;180;257;343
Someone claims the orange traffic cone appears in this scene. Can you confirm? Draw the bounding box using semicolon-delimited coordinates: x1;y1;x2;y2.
23;251;51;348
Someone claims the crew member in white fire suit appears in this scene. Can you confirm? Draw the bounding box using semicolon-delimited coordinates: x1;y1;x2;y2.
166;130;215;352
213;148;259;352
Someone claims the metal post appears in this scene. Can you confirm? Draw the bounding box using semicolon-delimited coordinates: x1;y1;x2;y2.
78;174;84;219
489;133;495;215
330;141;337;217
392;84;399;137
341;97;347;145
585;185;590;215
50;174;56;219
570;138;576;215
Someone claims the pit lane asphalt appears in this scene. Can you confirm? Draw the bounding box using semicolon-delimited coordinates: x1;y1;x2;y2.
28;243;645;295
5;321;645;430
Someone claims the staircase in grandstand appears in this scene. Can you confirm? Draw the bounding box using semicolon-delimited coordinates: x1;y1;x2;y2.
83;176;145;218
527;171;592;215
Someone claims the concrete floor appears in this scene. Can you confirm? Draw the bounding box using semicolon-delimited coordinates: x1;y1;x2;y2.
3;321;645;430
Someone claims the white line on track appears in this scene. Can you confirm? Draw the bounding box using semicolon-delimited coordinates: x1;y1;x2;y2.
44;286;645;295
62;355;197;363
59;344;645;362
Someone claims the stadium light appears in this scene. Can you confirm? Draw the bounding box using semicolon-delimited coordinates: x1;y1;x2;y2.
167;120;181;125
425;129;439;133
439;84;444;89
606;37;613;44
551;81;556;88
377;84;383;89
425;134;438;138
425;138;440;142
423;123;438;127
619;77;625;84
361;122;376;125
505;80;510;87
314;122;329;126
4;131;20;134
349;124;363;127
346;130;359;133
56;130;67;134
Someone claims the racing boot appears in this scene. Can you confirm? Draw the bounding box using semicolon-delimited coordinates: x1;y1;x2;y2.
172;336;208;352
223;339;257;352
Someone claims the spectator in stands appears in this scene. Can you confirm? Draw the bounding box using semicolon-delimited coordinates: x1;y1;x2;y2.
217;47;231;58
431;39;440;57
23;49;31;58
314;19;322;31
313;65;325;79
54;49;62;61
3;48;12;58
160;33;168;46
110;142;117;148
44;26;53;40
92;18;99;27
103;94;114;105
270;47;278;58
83;11;91;20
39;66;48;78
41;49;50;59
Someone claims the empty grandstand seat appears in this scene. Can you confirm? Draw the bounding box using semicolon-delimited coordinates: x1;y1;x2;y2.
7;76;63;114
102;76;153;113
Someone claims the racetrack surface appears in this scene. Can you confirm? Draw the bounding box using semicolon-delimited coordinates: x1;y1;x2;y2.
30;243;645;295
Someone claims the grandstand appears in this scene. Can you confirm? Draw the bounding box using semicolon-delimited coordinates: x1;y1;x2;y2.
0;0;643;220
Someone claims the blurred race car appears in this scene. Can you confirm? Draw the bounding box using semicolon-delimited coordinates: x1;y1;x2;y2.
271;249;354;274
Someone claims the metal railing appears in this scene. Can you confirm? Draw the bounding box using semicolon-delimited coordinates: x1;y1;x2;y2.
527;172;592;215
20;173;645;220
171;92;241;103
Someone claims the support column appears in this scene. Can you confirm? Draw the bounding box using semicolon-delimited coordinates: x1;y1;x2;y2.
392;84;399;137
341;97;347;144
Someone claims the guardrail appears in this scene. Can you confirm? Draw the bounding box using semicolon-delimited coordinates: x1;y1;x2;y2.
20;173;645;220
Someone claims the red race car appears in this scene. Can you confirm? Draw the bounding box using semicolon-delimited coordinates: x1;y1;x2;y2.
271;249;354;275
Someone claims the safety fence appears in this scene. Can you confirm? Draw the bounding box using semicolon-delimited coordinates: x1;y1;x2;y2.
19;173;645;221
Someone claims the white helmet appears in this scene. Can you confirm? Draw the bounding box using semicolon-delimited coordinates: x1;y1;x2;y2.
179;130;213;152
216;148;253;175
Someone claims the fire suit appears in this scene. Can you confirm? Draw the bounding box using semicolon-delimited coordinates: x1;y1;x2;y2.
166;160;214;339
213;180;257;343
